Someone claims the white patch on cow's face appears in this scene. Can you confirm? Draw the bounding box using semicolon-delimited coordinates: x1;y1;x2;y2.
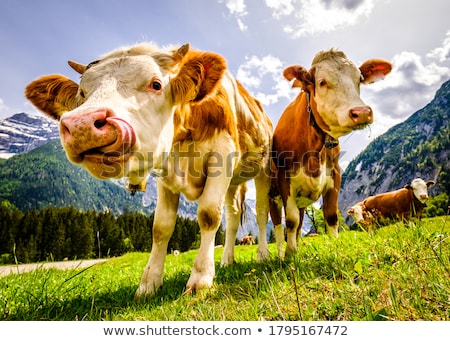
348;204;364;223
410;178;430;203
59;54;176;186
313;59;370;138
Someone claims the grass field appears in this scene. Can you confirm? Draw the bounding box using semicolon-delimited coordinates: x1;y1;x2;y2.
0;217;449;321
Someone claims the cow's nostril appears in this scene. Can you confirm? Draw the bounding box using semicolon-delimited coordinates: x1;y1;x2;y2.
94;119;107;129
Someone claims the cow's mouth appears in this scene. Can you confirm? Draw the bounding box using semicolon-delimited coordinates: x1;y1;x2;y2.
353;122;370;130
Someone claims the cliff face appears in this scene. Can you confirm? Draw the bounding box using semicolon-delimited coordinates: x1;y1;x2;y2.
339;79;450;220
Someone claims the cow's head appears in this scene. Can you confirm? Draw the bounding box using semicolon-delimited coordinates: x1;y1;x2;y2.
25;43;226;192
347;202;375;228
405;178;435;203
283;49;392;139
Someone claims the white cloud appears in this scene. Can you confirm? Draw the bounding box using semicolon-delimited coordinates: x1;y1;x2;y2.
236;55;297;106
0;98;7;112
362;50;450;122
219;0;248;31
427;30;450;63
265;0;295;19
266;0;374;38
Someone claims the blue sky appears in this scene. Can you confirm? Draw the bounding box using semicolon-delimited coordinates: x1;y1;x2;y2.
1;0;449;168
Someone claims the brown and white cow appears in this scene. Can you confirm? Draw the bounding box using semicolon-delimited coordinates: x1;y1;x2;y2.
347;201;377;231
269;49;392;258
240;235;254;245
25;43;273;297
348;178;435;229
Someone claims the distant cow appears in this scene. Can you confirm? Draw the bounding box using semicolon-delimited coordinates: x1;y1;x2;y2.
25;43;273;298
269;49;392;258
347;201;377;231
348;178;435;229
240;235;254;245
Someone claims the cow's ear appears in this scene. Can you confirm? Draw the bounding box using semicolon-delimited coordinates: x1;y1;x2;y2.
360;59;392;84
404;184;413;190
170;51;227;104
25;75;80;121
283;65;314;91
154;43;190;72
426;180;435;187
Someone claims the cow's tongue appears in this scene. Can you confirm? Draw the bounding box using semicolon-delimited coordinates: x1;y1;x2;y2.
96;117;136;154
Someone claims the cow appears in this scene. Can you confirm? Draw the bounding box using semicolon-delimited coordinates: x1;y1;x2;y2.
240;235;254;245
25;42;273;298
269;49;392;259
348;178;435;229
347;201;377;231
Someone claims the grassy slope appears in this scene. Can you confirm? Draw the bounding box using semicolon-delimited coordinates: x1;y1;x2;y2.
1;217;449;321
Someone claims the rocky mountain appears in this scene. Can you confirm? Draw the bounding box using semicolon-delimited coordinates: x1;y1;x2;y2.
0;112;260;239
0;113;59;159
339;79;450;221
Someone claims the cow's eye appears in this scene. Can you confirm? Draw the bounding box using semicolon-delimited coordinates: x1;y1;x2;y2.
148;79;162;93
318;79;327;87
79;89;85;98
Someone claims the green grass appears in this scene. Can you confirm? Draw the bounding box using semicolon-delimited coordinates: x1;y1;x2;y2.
1;217;449;321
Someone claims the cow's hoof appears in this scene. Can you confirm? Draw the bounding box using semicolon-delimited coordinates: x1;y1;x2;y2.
257;248;270;262
135;282;161;301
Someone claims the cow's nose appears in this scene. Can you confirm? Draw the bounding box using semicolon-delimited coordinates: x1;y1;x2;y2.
420;194;428;200
60;109;117;154
349;106;373;124
61;110;109;137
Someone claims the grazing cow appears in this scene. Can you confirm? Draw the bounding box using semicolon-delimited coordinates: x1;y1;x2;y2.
269;49;392;258
348;178;435;229
347;201;377;231
240;235;254;245
25;43;273;297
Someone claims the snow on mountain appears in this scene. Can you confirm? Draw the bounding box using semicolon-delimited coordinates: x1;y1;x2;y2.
0;113;59;159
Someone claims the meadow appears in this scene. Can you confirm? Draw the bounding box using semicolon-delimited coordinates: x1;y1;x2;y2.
0;217;448;321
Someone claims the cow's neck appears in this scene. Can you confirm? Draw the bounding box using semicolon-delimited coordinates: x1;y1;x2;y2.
412;193;426;209
305;91;339;150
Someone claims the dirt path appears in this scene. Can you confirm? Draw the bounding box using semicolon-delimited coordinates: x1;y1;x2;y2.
0;259;106;277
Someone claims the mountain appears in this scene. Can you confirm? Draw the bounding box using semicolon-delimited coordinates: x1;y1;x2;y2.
0;140;151;214
339;79;450;220
0;113;59;159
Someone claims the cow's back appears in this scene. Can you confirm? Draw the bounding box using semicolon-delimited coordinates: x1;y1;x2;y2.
363;188;415;219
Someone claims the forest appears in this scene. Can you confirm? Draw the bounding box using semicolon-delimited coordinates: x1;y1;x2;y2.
0;201;226;265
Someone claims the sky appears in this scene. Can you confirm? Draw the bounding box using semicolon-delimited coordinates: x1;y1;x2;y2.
1;0;449;170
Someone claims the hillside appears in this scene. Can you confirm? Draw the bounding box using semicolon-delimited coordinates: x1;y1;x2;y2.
0;141;149;214
340;79;450;218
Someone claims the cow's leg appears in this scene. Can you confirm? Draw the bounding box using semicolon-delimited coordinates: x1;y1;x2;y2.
284;194;300;257
270;202;285;259
297;208;305;239
323;187;339;238
136;181;179;298
221;183;245;266
254;171;270;262
186;156;232;293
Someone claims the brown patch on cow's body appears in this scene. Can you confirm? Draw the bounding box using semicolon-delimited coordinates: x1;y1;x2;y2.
364;188;425;221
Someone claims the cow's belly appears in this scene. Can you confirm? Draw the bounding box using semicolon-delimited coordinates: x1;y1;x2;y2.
290;165;334;208
160;136;236;201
